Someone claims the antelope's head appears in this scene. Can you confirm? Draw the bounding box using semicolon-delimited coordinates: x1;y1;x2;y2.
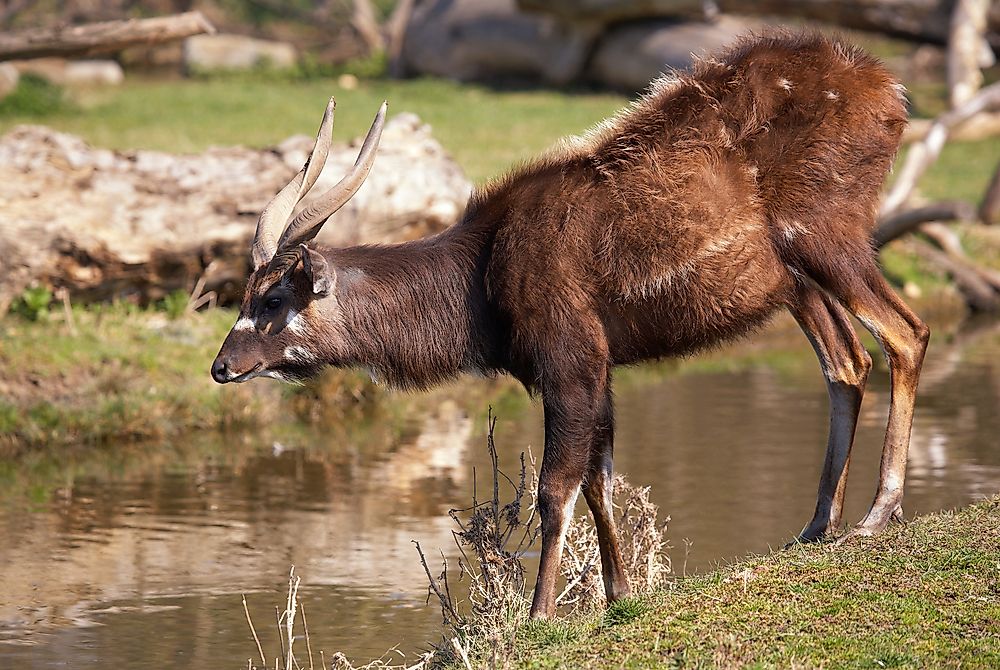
211;98;386;384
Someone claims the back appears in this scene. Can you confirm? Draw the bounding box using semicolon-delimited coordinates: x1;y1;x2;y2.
473;32;906;364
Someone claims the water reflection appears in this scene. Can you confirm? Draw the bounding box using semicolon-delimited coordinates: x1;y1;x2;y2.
1;319;999;668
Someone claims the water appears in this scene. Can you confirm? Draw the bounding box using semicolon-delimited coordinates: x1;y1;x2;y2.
2;318;999;668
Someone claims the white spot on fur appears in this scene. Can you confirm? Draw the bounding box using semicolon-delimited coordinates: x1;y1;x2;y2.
233;317;255;332
784;263;806;283
284;345;317;364
824;90;839;100
778;78;793;91
892;82;907;102
779;219;811;243
285;309;307;335
364;366;382;385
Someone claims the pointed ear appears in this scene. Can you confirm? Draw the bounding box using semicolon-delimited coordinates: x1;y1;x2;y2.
298;245;335;296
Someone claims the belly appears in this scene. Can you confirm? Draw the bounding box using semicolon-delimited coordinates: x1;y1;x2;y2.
603;239;794;364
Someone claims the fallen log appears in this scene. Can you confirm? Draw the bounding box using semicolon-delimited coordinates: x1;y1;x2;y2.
0;11;215;61
0;116;472;314
902;113;1000;144
911;240;1000;312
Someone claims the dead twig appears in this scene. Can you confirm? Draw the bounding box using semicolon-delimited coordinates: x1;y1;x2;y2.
300;598;315;670
56;288;77;336
244;594;267;668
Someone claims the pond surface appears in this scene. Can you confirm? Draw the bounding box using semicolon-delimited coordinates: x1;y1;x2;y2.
2;317;999;668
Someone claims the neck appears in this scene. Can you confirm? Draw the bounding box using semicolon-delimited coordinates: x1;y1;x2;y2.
333;230;494;389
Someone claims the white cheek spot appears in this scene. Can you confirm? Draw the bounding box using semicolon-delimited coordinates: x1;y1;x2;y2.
233;317;256;332
285;309;307;336
778;78;793;91
825;90;839;100
284;345;317;364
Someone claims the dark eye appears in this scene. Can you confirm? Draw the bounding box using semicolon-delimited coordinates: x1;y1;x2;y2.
264;296;282;310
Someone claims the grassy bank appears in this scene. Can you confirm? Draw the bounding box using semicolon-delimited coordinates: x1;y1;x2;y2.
0;304;384;455
512;496;1000;669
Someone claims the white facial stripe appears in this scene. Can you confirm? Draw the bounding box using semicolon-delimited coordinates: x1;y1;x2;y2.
233;317;256;332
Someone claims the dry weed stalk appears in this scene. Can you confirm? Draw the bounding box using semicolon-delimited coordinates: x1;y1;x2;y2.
558;476;672;612
415;411;540;666
242;566;435;670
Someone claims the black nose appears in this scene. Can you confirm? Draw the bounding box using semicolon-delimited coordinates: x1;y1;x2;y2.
211;358;230;384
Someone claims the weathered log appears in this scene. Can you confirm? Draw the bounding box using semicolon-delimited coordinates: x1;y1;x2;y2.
351;0;385;53
0;11;216;61
911;240;1000;311
902;112;1000;143
385;0;416;78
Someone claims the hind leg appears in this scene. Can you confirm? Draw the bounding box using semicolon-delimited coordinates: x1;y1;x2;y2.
806;258;929;542
581;384;631;603
788;283;872;544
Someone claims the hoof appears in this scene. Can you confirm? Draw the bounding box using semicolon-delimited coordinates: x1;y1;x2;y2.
785;522;837;549
833;525;877;546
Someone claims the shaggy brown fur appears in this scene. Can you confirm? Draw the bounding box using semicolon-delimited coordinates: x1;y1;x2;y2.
213;33;928;619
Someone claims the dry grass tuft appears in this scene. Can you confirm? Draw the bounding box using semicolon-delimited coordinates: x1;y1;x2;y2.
558;477;671;612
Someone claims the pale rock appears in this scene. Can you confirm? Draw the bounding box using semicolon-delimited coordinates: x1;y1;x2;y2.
401;0;597;85
183;34;297;72
0;115;472;313
589;16;753;91
0;63;19;100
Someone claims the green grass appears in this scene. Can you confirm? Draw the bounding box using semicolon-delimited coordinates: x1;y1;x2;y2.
0;75;626;184
904;136;1000;205
0;71;995;196
0;305;263;451
511;496;1000;669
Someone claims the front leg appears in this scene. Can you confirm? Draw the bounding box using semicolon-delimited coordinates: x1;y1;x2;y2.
529;368;608;619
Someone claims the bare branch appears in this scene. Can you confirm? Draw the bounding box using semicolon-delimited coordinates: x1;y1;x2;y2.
351;0;385;53
911;240;1000;312
881;81;1000;217
875;200;976;247
979;161;1000;225
0;11;215;61
385;0;415;78
243;594;267;668
948;0;994;108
